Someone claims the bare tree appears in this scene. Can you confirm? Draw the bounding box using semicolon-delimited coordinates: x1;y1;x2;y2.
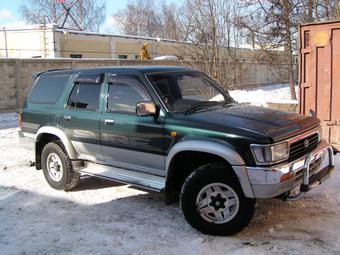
238;1;299;99
113;0;182;40
20;0;106;32
114;0;161;37
177;0;242;88
304;0;340;20
239;0;340;100
159;2;182;40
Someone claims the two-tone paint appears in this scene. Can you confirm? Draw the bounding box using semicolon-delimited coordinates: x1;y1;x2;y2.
20;66;331;201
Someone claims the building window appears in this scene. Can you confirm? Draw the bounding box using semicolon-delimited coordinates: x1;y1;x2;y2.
118;55;128;59
70;54;82;58
135;55;140;60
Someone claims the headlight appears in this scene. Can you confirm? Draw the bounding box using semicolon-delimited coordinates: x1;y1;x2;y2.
251;142;289;164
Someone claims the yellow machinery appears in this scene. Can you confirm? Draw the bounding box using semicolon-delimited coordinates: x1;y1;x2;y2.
139;43;151;60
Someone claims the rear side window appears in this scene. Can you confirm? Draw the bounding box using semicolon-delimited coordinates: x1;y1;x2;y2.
29;74;70;104
67;84;101;111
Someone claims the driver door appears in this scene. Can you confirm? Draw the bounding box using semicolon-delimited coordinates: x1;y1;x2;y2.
99;73;165;176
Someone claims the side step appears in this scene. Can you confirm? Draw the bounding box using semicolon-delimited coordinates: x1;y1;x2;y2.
79;162;165;192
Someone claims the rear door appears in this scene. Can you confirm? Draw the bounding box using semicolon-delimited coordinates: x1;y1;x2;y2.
59;73;104;160
99;73;165;176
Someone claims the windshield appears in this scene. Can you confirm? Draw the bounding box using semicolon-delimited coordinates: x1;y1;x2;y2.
147;71;234;112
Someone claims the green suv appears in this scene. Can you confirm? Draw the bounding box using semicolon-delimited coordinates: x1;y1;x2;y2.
19;66;335;235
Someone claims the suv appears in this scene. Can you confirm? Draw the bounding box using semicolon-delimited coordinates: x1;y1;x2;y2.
19;66;335;235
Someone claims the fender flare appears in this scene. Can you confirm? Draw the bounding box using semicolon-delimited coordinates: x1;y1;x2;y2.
36;126;78;159
165;140;255;198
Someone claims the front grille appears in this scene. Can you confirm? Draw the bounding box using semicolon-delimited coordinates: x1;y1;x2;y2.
289;133;319;161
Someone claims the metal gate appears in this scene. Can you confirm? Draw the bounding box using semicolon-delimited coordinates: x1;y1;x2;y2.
299;20;340;150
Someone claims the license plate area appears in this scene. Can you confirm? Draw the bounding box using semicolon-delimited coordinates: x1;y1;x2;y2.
294;148;329;183
299;147;334;192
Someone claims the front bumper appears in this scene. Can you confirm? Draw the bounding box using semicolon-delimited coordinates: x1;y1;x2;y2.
246;140;335;198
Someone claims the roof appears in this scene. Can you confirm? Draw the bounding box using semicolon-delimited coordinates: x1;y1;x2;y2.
55;28;180;44
299;19;340;27
38;65;195;77
0;23;183;44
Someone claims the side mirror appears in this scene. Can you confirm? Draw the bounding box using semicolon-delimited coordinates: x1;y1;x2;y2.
136;101;156;116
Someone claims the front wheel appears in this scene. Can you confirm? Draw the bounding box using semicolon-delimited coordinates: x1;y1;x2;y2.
180;163;255;235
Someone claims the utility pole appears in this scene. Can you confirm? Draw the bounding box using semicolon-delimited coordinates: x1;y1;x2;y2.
3;27;8;57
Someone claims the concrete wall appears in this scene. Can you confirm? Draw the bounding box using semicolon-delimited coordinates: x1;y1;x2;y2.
52;30;181;60
58;31;113;59
0;58;291;110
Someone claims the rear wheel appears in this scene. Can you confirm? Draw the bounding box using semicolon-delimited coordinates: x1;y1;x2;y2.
180;162;256;235
41;141;80;191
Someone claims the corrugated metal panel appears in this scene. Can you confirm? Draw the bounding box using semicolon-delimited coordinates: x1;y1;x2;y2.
299;20;340;150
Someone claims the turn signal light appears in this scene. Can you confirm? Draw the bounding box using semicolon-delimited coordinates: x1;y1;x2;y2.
280;172;294;183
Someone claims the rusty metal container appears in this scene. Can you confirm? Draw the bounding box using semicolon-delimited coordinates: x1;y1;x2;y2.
299;20;340;150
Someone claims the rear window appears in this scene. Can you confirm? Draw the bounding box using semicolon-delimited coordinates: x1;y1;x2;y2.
29;74;70;104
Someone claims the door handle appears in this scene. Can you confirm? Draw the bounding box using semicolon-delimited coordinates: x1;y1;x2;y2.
104;119;115;125
63;115;71;121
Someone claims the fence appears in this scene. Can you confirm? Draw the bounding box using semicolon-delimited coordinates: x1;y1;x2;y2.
0;58;291;110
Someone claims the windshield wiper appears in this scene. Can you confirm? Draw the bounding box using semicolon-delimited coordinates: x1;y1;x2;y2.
184;101;222;114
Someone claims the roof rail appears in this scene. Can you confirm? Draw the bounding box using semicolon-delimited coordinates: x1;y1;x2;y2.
32;68;71;79
46;68;71;72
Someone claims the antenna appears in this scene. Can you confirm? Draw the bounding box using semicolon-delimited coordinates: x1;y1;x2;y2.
54;0;82;30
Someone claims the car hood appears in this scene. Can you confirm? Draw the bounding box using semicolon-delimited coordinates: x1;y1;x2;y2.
181;104;320;142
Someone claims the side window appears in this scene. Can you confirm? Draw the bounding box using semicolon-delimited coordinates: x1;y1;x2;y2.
29;74;70;104
107;75;151;113
67;83;101;111
67;84;78;108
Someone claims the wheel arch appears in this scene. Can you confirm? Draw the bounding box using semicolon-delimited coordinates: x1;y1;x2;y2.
35;126;78;169
164;140;254;204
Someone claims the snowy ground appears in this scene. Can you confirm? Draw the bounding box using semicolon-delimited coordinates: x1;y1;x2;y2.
1;98;340;254
229;83;298;107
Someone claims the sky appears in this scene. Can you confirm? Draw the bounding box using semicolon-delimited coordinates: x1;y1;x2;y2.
0;0;136;33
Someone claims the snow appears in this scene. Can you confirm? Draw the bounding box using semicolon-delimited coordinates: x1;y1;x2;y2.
154;55;178;60
0;112;18;129
229;83;298;107
1;107;340;254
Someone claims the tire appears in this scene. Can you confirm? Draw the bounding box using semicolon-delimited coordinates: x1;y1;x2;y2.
180;162;255;236
41;141;80;191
